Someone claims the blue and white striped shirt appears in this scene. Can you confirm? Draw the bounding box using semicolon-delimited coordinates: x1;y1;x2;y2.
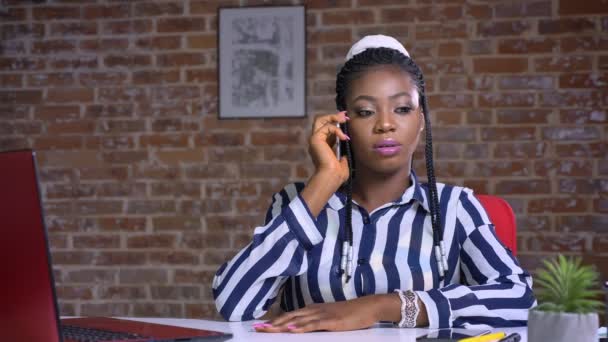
213;171;536;329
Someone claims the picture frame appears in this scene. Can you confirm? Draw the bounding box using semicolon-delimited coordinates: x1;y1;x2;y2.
218;6;306;119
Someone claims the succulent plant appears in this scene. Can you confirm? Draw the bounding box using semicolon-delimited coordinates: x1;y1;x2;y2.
534;255;604;314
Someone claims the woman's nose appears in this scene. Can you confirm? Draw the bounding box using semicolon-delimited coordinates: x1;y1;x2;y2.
373;110;396;133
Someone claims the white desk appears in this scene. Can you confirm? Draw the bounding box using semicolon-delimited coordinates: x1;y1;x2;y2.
121;317;528;341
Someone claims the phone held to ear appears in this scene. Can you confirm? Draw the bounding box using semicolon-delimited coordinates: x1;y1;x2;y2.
335;123;342;159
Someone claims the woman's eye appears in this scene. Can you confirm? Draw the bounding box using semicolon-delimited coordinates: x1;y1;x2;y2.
396;106;412;114
357;109;374;117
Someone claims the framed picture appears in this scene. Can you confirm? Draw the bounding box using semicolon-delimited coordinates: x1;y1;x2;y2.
218;6;306;119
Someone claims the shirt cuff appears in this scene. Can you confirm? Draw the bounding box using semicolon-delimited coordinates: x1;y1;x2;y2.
416;289;452;329
281;194;323;250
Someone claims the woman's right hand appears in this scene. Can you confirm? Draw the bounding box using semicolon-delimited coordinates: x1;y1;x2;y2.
308;111;351;186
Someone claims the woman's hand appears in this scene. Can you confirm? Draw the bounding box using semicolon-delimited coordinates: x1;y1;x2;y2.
308;111;351;185
253;295;385;333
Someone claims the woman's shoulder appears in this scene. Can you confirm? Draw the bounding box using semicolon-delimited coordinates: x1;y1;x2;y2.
422;181;478;204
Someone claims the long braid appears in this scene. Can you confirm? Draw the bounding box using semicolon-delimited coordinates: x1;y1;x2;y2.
335;47;444;282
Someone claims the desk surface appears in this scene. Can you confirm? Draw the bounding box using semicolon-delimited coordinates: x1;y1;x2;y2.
120;317;529;342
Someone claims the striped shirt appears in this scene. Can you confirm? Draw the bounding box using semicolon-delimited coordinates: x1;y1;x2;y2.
212;171;536;329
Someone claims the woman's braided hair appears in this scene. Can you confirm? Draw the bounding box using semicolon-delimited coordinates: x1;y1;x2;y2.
334;47;442;259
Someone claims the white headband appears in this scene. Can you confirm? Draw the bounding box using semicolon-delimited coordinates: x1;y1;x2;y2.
345;34;410;62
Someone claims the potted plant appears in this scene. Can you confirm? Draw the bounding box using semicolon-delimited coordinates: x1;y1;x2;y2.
528;255;605;342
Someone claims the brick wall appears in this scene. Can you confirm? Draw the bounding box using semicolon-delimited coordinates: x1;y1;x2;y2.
0;0;606;319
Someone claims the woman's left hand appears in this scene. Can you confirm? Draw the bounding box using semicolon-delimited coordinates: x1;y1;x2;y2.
253;295;386;333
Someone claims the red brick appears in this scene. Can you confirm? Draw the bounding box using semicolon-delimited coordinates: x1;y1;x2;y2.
185;69;215;83
50;56;98;69
47;120;95;135
535;56;592;72
415;23;467;39
157;53;206;67
98;218;146;232
0;121;42;135
56;285;93;300
28;73;75;87
73;235;121;249
152;216;201;231
322;10;375;25
139;134;189;148
320;44;350;61
33;6;81;20
355;25;409;41
1;24;44;40
187;34;216;49
463;144;490;160
151;86;200;100
79;72;127;86
0;74;22;87
539;91;602;107
99;286;146;300
600;55;608;70
102;151;148;164
560;109;606;124
32;40;76;54
438;42;462;57
428;94;474;108
495;1;552;17
555;142;607;158
561;36;608;52
559;73;608;88
497;75;555;90
534;160;593;177
529;234;587;252
433;111;463;126
558;179;601;194
478;92;535;107
496;109;552;124
134;70;181;84
595;198;608;213
481;126;536;141
104;54;151;67
79;38;129;52
50;22;97;36
81;304;130;317
466;4;492;19
0;90;42;104
467;110;493;125
98;88;148;103
539;18;596;34
1;40;26;55
133;304;182;317
65;269;117;283
251;131;302;146
528;198;588;213
478;21;530;37
309;28;352;45
102;20;152;35
542;127;600;140
494;142;547;158
149;251;199;265
416;6;463;21
136;36;182;50
0;57;44;71
431;127;476;142
559;0;608;15
46;88;94;103
239;163;291;179
357;0;410;5
474;57;528;73
96;182;146;197
34;136;83;150
498;37;557;54
126;234;176;248
134;2;184;16
119;269;168;283
52;251;95;265
1;7;26;21
158;18;206;33
472;161;532;177
495;179;551;195
83;4;131;19
205;215;260;234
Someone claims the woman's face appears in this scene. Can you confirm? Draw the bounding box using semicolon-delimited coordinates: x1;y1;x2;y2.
345;65;424;176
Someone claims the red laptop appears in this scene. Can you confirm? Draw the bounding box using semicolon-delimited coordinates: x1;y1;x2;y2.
0;150;232;342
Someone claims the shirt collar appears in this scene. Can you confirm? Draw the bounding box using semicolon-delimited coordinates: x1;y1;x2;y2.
327;169;430;213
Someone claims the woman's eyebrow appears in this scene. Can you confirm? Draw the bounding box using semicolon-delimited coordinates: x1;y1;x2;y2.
352;92;412;103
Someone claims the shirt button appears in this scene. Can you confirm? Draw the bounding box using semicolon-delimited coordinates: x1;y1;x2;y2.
363;217;370;224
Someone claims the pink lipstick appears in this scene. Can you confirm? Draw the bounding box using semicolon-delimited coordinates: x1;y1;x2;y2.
373;139;402;157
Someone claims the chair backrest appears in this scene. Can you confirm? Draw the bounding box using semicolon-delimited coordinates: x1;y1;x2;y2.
475;194;517;256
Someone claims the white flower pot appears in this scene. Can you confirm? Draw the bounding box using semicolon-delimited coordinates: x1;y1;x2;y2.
527;310;599;342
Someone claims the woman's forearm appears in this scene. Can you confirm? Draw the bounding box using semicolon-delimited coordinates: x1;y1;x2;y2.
300;170;344;217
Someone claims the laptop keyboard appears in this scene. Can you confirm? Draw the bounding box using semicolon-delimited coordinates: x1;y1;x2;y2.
61;324;148;341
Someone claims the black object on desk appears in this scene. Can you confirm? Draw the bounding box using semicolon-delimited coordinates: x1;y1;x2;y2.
498;332;521;342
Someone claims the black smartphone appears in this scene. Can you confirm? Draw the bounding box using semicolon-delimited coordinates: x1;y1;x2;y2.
335;123;342;159
417;328;490;341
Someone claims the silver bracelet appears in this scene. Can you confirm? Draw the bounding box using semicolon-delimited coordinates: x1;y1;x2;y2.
394;289;419;328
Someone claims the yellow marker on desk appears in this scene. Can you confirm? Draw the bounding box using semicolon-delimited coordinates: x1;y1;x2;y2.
458;332;506;342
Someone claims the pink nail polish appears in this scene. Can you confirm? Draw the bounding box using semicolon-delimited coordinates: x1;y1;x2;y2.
287;324;297;330
345;134;351;140
252;323;264;328
262;323;273;327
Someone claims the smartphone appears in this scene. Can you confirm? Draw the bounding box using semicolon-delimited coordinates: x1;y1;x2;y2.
335;123;342;159
417;328;490;341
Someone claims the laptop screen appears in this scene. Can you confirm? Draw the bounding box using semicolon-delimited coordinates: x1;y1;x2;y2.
0;150;62;342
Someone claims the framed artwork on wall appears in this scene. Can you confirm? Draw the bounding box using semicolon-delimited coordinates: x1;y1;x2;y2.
218;6;306;119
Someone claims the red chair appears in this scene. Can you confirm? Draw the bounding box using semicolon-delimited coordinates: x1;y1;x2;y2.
476;195;517;256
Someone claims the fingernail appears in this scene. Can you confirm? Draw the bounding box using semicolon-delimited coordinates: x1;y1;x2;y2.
345;134;351;140
252;323;265;328
262;323;273;327
345;116;350;121
287;324;297;330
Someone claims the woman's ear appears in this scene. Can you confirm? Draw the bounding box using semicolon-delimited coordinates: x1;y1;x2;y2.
419;111;425;132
